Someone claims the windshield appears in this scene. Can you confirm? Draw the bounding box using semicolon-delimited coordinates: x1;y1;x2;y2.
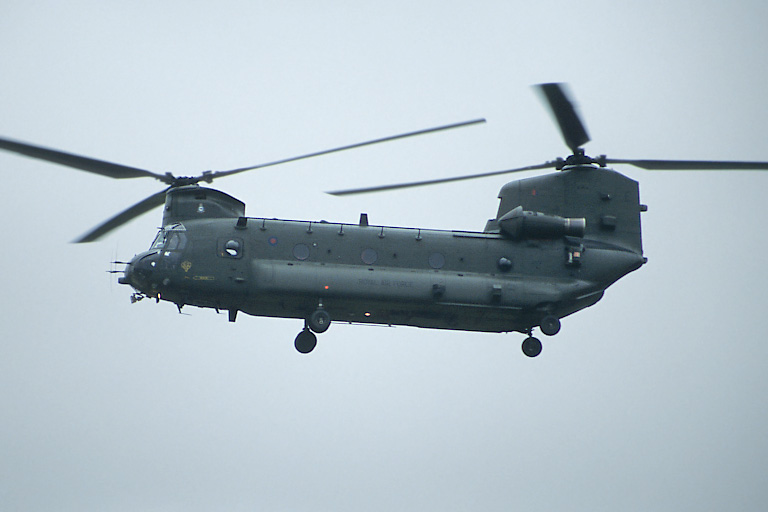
150;230;167;250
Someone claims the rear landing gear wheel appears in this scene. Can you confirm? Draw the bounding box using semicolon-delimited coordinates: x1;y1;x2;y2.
540;315;561;336
294;329;317;354
308;309;331;333
522;336;542;358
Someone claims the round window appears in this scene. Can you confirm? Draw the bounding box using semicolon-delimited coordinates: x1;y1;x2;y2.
224;239;241;257
293;243;310;261
361;248;378;265
428;252;445;269
497;257;513;272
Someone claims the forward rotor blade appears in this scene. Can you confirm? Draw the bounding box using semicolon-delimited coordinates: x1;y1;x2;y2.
0;136;168;182
209;118;487;180
74;189;169;243
535;83;590;152
326;161;559;196
605;158;768;171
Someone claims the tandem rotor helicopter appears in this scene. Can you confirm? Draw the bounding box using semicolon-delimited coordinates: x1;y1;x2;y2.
2;83;767;357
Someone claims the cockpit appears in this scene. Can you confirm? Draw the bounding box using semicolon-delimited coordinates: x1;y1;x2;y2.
119;224;189;296
149;223;188;252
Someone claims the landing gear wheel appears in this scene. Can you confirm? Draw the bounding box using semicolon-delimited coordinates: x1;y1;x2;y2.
294;329;317;354
522;336;542;358
308;309;331;333
540;315;561;336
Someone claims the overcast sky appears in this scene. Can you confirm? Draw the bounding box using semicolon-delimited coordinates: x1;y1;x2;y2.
1;1;767;511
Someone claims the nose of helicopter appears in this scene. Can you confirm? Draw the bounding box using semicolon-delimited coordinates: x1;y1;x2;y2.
118;251;160;292
117;267;132;286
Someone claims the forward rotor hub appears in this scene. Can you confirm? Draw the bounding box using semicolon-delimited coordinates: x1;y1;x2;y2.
166;171;214;187
558;151;607;169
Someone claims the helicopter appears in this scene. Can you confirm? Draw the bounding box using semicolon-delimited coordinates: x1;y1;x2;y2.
2;83;767;357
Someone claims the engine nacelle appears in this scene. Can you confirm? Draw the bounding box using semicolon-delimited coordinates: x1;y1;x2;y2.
498;206;586;239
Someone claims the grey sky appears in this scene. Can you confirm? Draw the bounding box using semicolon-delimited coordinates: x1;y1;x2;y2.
1;1;767;510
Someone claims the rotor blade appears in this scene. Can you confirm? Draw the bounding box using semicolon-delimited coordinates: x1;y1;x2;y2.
535;83;590;153
326;161;559;196
74;189;169;243
0;136;168;182
208;118;487;180
605;158;768;171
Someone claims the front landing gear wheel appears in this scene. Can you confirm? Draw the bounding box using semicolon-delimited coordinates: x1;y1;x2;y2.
294;329;317;354
522;336;542;358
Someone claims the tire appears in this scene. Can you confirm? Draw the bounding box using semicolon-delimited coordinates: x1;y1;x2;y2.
522;336;542;358
294;329;317;354
540;315;561;336
308;309;331;333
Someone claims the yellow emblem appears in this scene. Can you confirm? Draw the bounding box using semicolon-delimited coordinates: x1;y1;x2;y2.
181;261;192;273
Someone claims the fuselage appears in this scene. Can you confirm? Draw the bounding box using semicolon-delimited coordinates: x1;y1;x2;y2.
122;214;645;334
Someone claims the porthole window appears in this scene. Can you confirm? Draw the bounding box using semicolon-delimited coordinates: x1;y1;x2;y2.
497;257;513;272
293;243;310;261
428;252;445;269
361;248;378;265
225;240;241;257
218;237;243;259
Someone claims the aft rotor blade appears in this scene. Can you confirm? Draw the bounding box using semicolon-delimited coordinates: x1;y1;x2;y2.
535;83;590;152
209;118;487;180
0;136;169;182
74;189;169;243
327;161;559;196
605;158;768;171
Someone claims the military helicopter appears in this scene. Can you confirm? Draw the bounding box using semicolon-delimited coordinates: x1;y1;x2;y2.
2;83;767;357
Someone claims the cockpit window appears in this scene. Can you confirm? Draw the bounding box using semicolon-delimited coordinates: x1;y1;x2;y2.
166;232;184;251
150;230;187;251
150;230;167;250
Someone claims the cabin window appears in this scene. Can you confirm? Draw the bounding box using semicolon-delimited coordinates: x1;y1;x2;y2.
361;248;378;265
497;257;513;272
218;238;244;259
428;252;445;269
225;240;240;257
293;243;310;261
